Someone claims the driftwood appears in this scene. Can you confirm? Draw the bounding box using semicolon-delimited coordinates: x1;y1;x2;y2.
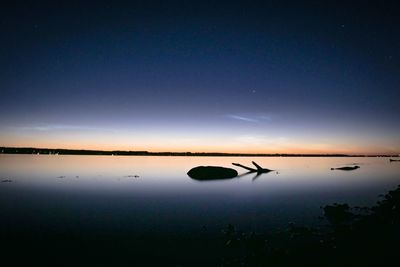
330;166;360;171
187;162;273;182
232;161;273;174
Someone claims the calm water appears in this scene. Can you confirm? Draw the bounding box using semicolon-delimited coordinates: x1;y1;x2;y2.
1;154;399;235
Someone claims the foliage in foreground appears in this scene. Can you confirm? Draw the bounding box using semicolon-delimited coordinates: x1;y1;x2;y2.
222;185;400;267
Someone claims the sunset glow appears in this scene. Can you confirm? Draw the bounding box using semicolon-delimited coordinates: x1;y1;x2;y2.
1;1;399;155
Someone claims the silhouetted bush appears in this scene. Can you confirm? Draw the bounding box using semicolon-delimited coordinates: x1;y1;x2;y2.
222;184;400;267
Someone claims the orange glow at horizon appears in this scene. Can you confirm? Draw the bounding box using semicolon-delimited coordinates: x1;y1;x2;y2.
1;127;399;155
1;139;397;155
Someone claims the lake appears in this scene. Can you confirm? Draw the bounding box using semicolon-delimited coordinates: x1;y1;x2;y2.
0;154;399;265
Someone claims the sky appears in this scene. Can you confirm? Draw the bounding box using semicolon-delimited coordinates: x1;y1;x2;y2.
1;1;399;154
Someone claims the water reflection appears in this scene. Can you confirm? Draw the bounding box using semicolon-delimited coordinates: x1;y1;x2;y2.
0;154;399;233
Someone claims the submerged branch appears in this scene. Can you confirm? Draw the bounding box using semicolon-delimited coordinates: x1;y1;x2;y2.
232;161;274;173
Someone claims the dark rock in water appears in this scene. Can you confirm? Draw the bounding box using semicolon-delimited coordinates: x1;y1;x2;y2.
331;166;360;171
187;166;238;180
1;179;12;183
390;159;400;162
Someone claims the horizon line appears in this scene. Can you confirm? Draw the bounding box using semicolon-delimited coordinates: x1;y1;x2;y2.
1;146;399;157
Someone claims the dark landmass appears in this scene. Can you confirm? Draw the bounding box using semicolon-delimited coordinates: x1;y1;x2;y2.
0;146;398;157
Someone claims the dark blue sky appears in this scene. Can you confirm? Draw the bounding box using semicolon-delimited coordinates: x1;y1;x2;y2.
1;1;399;153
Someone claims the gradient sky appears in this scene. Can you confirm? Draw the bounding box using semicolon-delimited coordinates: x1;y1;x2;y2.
1;1;399;154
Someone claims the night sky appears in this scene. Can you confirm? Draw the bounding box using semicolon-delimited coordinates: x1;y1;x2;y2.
1;1;399;154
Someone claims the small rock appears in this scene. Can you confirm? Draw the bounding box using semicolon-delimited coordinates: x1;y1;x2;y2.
125;175;140;178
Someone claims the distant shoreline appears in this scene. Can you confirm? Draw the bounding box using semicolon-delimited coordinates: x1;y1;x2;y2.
0;147;398;157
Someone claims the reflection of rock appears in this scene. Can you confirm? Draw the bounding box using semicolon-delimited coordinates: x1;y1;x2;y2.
331;166;360;171
188;166;238;180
